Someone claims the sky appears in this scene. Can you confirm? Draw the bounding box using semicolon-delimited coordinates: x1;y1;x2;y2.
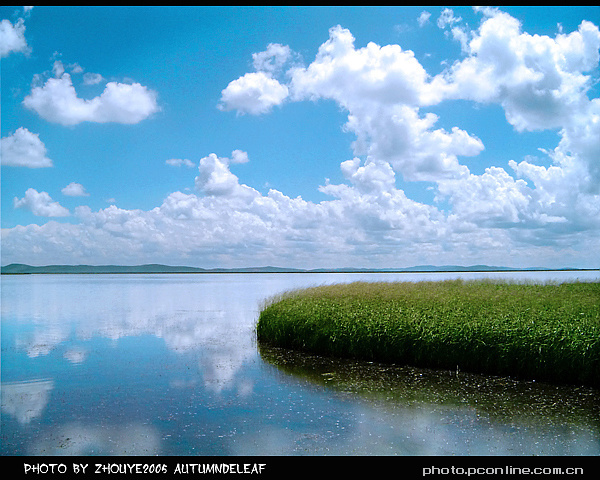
1;6;599;270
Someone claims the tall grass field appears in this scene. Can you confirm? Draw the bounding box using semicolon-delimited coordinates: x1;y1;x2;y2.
256;280;600;388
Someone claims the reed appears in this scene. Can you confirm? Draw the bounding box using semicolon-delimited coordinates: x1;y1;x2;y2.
256;280;600;388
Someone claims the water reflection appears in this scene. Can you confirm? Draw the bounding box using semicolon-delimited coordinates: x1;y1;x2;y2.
1;379;54;424
28;422;161;456
259;346;600;455
63;347;87;365
2;274;260;393
1;272;599;456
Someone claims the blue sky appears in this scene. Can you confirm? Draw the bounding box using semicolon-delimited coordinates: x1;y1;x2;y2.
2;6;599;269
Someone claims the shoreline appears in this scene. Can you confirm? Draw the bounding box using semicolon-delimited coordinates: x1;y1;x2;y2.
2;263;599;275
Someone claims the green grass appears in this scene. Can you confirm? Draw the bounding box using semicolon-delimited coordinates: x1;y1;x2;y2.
256;280;600;388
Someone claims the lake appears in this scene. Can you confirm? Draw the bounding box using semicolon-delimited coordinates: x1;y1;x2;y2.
1;270;599;456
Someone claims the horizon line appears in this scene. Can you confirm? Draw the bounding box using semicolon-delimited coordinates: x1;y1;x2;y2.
2;262;599;275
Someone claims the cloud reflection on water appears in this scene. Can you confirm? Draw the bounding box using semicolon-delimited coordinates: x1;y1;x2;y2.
1;379;54;424
28;422;161;456
2;274;263;393
2;272;599;456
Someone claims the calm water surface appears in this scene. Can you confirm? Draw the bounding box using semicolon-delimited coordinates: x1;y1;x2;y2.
2;271;599;456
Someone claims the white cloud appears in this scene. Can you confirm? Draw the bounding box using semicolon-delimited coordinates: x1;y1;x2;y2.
52;60;65;77
218;43;297;116
289;25;437;107
195;153;240;196
3;10;599;270
417;11;431;28
284;26;482;182
338;157;396;195
252;43;292;75
441;13;600;132
61;182;90;197
2;144;597;268
450;26;470;52
166;158;195;167
427;10;600;239
2;151;448;267
218;71;289;115
1;127;53;168
82;72;104;85
22;72;160;125
230;149;249;164
0;18;29;57
212;14;600;266
195;153;259;200
218;25;480;184
437;167;533;227
558;98;600;189
504;99;600;231
437;8;462;30
14;189;70;217
342;105;481;182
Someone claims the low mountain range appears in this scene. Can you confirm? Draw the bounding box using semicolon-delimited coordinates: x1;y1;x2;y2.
1;263;592;275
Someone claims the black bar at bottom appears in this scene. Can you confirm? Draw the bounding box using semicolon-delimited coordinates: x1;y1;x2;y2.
3;455;599;478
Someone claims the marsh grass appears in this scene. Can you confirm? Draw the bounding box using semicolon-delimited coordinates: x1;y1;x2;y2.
256;279;600;388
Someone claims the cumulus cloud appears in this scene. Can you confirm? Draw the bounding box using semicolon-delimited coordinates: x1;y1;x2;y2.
217;43;296;115
14;189;70;217
218;71;289;115
61;182;89;197
286;25;482;181
289;25;437;107
504;99;600;231
1;142;596;268
230;149;249;164
3;9;600;269
0;18;29;57
22;71;159;125
195;153;241;196
2;149;451;267
195;152;258;200
436;167;533;227
338;157;397;195
442;12;600;132
1;127;53;168
342;105;481;182
429;9;600;238
221;23;479;186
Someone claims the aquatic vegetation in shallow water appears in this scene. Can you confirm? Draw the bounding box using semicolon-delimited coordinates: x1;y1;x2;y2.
256;280;600;388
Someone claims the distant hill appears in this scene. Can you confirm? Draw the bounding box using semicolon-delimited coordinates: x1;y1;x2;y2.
1;263;593;275
0;263;308;274
1;263;207;274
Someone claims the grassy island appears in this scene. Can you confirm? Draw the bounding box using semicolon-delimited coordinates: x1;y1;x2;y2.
256;280;600;388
